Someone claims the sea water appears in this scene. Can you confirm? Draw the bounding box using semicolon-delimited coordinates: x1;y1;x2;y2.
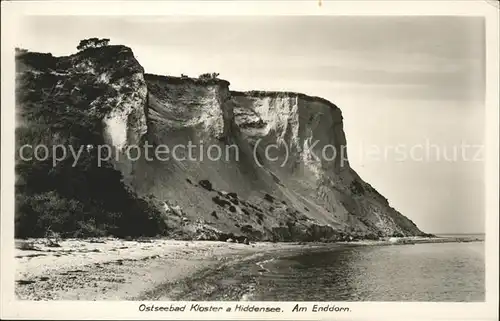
156;238;485;302
246;241;485;301
168;240;485;302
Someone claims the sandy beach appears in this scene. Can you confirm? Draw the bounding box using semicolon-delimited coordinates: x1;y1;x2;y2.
14;236;482;301
14;238;321;300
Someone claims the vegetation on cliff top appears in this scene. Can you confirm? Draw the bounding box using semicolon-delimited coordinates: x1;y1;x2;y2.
145;73;230;86
76;38;110;51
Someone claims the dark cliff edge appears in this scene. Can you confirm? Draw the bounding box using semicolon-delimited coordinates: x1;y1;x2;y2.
14;45;427;241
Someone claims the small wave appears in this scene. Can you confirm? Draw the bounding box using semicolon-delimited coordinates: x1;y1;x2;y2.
255;257;275;274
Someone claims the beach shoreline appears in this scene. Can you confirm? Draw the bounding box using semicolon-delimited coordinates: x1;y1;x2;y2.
14;236;483;301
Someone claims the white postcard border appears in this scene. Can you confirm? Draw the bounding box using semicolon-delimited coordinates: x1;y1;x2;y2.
1;1;498;320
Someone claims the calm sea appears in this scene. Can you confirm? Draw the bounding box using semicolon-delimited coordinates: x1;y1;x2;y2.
159;239;485;302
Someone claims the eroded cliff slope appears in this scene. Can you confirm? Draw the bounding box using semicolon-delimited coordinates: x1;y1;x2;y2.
15;45;424;241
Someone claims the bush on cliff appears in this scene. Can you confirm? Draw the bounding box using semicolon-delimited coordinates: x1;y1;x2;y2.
350;180;365;195
77;38;110;51
198;72;220;80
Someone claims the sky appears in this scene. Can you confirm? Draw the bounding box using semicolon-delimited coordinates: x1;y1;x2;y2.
16;16;486;234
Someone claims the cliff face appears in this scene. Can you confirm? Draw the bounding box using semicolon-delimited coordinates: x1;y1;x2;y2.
230;92;420;237
131;76;423;241
16;45;149;183
15;45;424;240
15;46;168;238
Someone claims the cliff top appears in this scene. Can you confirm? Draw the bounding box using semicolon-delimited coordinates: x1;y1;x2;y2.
16;45;143;75
16;45;338;111
231;90;339;110
145;73;231;87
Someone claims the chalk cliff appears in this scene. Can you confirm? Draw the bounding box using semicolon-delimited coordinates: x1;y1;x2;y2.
15;45;424;241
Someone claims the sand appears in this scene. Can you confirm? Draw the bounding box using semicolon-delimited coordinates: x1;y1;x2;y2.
14;238;319;300
15;236;481;301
